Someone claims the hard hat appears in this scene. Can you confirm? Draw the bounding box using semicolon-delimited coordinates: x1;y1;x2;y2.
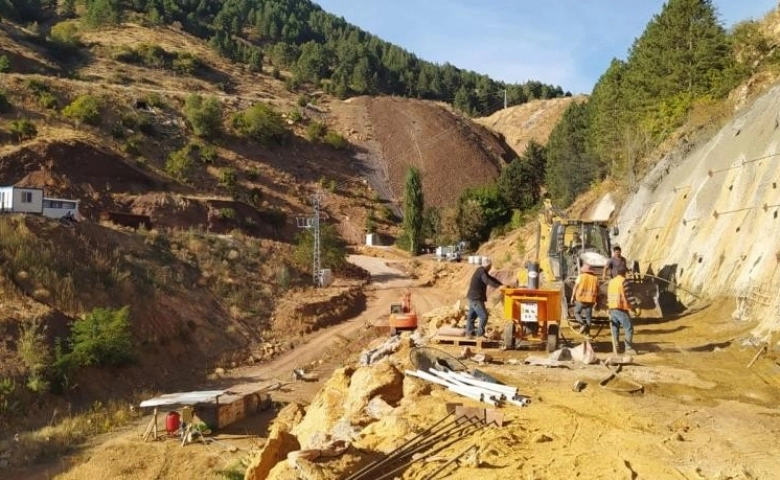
481;257;491;267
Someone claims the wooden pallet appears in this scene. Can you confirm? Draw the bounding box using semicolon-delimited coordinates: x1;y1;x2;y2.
431;335;499;349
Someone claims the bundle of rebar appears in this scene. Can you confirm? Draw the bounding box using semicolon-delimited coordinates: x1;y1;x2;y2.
344;410;492;480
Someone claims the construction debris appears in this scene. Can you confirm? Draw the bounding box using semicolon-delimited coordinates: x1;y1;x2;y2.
292;368;320;382
359;335;402;365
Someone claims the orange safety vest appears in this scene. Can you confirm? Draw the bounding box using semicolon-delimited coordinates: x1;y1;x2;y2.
607;275;630;310
574;272;599;303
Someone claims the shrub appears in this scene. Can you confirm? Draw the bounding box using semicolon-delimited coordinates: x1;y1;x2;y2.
37;91;58;109
18;318;51;381
62;95;102;125
183;94;222;138
25;78;49;95
48;21;81;49
172;52;199;75
9;118;37;141
232;103;287;145
306;121;326;141
68;306;134;367
219;168;237;188
297;95;308;107
165;144;196;181
288;108;303;123
219;208;236;220
0;55;9;73
324;131;348;149
197;143;217;163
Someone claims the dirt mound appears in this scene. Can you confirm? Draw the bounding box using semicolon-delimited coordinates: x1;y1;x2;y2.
0;138;164;218
357;96;515;208
474;96;585;153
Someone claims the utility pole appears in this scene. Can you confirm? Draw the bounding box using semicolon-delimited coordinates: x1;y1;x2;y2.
503;89;507;109
296;191;322;287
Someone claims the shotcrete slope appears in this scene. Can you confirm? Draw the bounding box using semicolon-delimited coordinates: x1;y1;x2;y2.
619;83;780;335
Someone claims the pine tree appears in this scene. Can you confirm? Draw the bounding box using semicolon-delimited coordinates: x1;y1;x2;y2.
402;167;424;255
545;102;596;207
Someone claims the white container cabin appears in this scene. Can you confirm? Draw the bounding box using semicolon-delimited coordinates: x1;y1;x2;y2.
0;186;44;214
42;197;82;220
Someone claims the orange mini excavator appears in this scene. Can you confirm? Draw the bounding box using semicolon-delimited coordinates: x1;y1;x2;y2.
388;289;418;335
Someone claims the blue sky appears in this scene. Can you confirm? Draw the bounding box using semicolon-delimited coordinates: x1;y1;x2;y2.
313;1;777;95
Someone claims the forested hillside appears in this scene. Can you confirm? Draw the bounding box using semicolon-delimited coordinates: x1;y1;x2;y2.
0;0;567;116
544;0;779;207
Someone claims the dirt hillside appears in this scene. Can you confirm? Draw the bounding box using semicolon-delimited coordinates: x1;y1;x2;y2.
474;96;585;154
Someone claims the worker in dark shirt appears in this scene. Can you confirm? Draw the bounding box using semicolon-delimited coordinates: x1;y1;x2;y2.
603;245;628;280
465;257;505;338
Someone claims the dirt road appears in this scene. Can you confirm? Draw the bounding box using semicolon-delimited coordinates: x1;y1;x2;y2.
222;254;451;401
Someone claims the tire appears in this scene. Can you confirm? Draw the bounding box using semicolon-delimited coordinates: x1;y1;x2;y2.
546;323;559;353
502;323;515;350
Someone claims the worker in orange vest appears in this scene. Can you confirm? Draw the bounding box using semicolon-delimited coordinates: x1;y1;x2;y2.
607;263;640;355
572;263;599;337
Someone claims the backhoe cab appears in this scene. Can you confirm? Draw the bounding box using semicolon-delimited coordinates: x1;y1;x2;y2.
538;200;663;320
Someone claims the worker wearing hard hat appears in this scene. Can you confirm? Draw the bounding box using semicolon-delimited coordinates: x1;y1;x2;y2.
572;263;599;336
465;257;505;338
607;263;640;355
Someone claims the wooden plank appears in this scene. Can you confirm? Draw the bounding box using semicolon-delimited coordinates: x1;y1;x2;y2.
431;335;499;349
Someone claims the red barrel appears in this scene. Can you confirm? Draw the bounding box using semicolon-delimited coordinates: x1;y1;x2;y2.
165;411;180;433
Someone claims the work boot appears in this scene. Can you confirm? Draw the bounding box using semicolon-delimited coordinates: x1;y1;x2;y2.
624;344;638;356
578;324;590;336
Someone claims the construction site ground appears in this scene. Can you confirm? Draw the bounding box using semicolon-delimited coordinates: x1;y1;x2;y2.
8;253;780;479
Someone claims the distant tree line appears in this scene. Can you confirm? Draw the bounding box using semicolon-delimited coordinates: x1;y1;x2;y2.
1;0;568;115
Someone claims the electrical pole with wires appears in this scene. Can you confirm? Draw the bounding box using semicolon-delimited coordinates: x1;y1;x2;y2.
296;191;322;287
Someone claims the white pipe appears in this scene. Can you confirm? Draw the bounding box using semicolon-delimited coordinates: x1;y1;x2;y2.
438;371;518;397
407;370;501;406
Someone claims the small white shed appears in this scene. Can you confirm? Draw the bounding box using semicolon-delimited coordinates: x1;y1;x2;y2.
0;186;44;214
365;233;381;246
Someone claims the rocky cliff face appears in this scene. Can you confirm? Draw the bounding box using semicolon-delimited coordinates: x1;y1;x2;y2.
619;82;780;336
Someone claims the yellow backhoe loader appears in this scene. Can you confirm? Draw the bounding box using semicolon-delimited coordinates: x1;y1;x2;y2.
506;200;662;349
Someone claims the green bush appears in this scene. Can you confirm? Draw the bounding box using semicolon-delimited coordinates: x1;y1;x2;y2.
297;95;308;107
62;95;102;125
9;118;37;141
232;103;287;145
68;306;134;367
165;144;196;181
172;52;200;75
306;121;326;141
0;55;10;73
183;94;222;138
48;21;81;49
219;168;237;188
198;143;217;163
324;131;348;149
288;108;303;123
219;208;236;220
38;91;58;109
